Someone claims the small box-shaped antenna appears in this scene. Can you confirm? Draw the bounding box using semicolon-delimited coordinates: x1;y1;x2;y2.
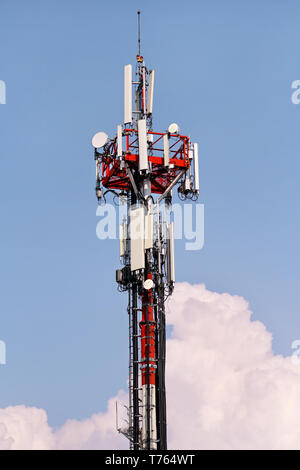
124;65;132;124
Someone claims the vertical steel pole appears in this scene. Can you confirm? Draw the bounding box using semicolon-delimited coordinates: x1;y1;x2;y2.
131;190;140;450
158;284;167;449
132;283;139;449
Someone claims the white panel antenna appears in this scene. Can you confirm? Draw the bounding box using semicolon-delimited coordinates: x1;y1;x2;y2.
163;134;169;167
185;175;190;191
145;213;153;249
147;70;155;115
117;124;123;158
124;64;132;124
142;67;146;115
120;223;124;257
193;143;199;192
167;222;175;283
119;220;127;257
138;119;148;171
130;207;145;271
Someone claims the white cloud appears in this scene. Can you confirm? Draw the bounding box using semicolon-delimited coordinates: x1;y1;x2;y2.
0;393;127;450
55;390;127;450
166;283;300;449
0;406;54;450
1;282;300;450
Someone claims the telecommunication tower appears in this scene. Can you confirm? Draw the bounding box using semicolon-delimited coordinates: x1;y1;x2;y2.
92;11;199;450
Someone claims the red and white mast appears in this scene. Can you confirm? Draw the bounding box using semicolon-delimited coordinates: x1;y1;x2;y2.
92;10;199;450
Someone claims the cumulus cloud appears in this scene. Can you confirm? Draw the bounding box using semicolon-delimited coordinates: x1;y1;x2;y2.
0;406;54;450
55;390;127;450
0;392;127;450
1;282;300;450
166;283;300;449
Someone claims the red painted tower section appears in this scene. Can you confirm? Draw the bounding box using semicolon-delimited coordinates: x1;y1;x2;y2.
92;11;200;450
140;276;156;387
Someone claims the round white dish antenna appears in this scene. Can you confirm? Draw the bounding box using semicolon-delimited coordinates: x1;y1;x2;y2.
143;279;154;290
92;131;108;148
168;123;180;134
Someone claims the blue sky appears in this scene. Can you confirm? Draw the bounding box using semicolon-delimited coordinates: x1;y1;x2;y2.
0;0;300;427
